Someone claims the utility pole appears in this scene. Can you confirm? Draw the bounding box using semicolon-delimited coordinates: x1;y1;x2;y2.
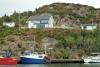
27;10;29;18
19;12;21;32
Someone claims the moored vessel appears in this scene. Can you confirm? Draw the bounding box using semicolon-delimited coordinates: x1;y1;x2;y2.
20;35;49;64
0;57;17;65
83;52;100;63
20;52;48;64
0;50;17;65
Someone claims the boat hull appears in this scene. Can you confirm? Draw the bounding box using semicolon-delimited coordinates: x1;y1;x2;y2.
20;57;47;64
0;58;17;65
84;59;100;63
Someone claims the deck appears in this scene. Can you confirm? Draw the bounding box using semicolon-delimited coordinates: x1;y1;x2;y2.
50;59;84;63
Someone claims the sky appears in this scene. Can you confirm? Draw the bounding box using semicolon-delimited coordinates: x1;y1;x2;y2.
0;0;100;17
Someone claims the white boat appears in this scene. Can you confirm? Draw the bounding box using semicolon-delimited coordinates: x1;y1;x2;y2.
83;53;100;63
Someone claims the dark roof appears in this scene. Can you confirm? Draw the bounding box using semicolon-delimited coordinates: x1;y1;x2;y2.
28;14;52;21
81;24;97;26
3;22;14;23
91;52;100;55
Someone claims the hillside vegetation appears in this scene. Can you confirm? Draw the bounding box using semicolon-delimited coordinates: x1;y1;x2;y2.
0;3;100;59
0;28;100;59
0;3;100;26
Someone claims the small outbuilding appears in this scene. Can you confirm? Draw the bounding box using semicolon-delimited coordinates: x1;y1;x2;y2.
80;24;97;30
3;22;15;27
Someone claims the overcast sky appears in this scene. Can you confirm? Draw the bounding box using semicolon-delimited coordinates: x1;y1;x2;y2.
0;0;100;17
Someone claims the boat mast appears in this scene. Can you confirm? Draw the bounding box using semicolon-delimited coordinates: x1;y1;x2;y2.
33;35;35;53
44;43;47;55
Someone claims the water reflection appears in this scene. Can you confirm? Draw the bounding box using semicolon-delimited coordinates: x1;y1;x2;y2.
0;65;17;67
18;64;42;67
84;63;100;67
13;63;100;67
18;63;83;67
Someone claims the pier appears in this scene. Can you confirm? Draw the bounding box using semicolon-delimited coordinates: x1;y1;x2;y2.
18;59;84;64
50;59;84;63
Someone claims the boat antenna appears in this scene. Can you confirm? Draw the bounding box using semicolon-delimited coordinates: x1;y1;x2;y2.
44;42;47;55
33;35;35;53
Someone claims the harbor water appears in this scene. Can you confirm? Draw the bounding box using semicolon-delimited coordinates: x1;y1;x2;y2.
1;63;100;67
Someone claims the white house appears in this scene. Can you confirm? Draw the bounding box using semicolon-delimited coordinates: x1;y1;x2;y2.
27;14;55;28
3;22;15;27
80;24;97;30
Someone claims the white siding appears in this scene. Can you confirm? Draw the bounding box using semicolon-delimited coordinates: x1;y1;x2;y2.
81;25;96;30
45;24;49;28
48;16;54;28
28;21;40;28
3;22;15;27
86;26;96;30
27;16;55;28
28;21;34;28
81;26;84;30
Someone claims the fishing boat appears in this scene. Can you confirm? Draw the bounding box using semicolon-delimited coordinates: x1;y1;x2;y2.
0;50;17;65
20;52;48;64
83;52;100;63
20;36;49;64
0;57;17;65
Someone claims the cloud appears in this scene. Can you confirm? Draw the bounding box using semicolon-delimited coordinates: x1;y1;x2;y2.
0;0;100;17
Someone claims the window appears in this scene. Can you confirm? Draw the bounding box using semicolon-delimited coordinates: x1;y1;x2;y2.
41;20;48;24
36;24;45;28
84;26;86;29
38;56;43;58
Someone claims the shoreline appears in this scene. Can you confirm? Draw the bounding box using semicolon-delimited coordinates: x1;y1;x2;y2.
18;59;84;64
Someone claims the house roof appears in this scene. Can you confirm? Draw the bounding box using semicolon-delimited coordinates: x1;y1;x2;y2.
91;52;100;55
81;24;97;26
3;22;15;23
28;14;52;21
